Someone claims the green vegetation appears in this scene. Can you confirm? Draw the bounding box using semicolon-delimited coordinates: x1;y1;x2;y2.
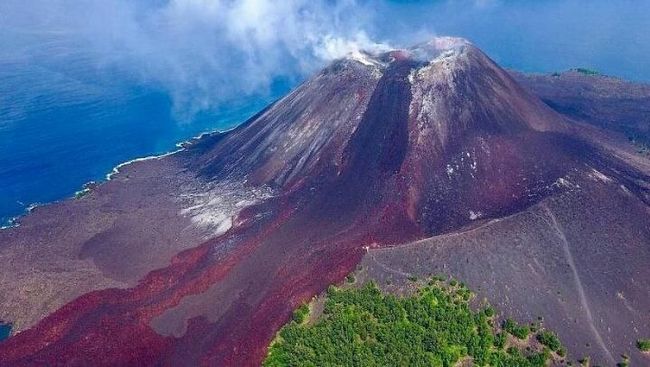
574;67;600;76
536;330;562;352
637;338;650;352
503;318;531;340
494;332;507;349
484;306;495;318
432;274;446;282
264;280;561;367
292;303;310;324
617;353;630;367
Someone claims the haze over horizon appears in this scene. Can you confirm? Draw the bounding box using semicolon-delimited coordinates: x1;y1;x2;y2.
2;0;649;118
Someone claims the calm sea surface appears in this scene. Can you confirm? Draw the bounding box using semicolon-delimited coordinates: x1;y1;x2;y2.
0;36;287;225
1;1;649;225
0;323;10;341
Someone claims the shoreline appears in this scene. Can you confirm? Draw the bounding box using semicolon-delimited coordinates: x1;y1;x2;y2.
0;127;234;231
105;127;235;180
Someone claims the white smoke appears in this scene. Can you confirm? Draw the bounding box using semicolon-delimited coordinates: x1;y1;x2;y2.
3;0;644;121
0;0;389;119
314;33;392;61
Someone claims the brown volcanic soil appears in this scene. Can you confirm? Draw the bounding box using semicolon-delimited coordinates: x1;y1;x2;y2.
0;37;649;366
0;150;273;335
0;157;207;332
511;70;650;143
360;177;650;366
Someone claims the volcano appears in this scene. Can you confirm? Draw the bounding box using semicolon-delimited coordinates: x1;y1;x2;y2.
1;37;649;366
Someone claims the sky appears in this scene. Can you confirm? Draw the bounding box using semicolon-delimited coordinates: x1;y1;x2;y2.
2;0;649;120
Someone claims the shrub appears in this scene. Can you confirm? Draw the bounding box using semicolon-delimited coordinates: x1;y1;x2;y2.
574;68;600;76
637;338;650;352
265;282;556;367
292;303;309;324
536;330;562;352
432;274;446;282
484;307;495;318
503;318;530;339
494;332;506;349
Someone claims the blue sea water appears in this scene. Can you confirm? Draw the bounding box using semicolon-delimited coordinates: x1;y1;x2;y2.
1;1;649;226
0;323;10;342
0;36;289;225
0;85;284;225
0;84;285;226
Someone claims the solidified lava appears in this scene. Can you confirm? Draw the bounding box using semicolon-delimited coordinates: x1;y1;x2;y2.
1;37;649;366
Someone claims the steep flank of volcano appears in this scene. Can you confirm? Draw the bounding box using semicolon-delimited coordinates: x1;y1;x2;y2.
1;37;649;366
192;38;566;189
189;37;597;236
192;56;383;188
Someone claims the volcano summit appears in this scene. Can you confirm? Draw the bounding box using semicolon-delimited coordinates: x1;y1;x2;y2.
1;37;649;366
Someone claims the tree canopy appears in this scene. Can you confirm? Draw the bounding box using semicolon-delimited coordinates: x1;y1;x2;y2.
264;279;562;367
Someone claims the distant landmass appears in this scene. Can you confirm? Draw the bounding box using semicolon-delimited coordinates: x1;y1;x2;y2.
1;37;649;366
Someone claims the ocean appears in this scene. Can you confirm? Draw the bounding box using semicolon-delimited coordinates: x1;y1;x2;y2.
0;84;282;226
0;39;288;226
0;323;9;341
1;0;649;227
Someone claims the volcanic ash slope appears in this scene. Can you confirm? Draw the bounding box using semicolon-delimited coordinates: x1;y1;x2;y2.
1;37;649;366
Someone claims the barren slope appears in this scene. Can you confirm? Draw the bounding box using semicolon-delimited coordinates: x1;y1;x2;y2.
0;37;648;366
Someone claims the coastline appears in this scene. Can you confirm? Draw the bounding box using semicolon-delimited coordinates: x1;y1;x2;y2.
105;128;234;181
0;128;233;232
